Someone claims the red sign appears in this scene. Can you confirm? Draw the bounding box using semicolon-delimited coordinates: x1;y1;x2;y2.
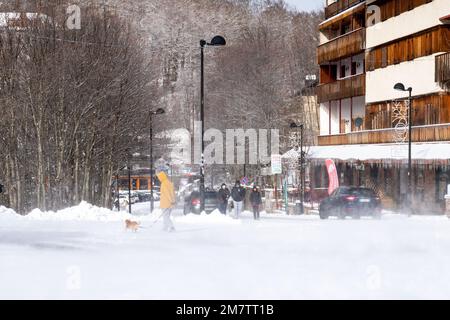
325;159;339;195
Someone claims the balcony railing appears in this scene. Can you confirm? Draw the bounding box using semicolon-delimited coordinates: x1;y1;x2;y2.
436;52;450;89
325;0;365;19
317;73;365;103
318;28;365;64
318;123;450;146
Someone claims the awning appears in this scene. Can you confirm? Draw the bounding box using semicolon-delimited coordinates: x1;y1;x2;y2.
440;14;450;24
283;143;450;165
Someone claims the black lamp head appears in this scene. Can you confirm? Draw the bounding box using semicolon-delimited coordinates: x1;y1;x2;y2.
394;83;406;91
394;83;412;92
209;35;226;46
290;123;303;129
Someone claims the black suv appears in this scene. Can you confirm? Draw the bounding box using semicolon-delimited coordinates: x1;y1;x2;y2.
183;190;219;215
319;187;382;220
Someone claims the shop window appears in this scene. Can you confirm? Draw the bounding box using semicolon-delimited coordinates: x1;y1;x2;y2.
139;178;149;191
437;173;449;201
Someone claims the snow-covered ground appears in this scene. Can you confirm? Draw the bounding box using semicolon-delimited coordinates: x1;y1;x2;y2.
1;202;450;300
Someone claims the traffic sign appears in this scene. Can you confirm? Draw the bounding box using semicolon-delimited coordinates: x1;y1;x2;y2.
271;154;282;175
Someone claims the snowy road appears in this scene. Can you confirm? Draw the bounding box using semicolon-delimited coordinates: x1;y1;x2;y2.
1;202;450;299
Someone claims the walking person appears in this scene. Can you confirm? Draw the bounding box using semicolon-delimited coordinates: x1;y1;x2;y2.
217;183;230;215
231;180;246;219
250;185;262;220
157;171;176;232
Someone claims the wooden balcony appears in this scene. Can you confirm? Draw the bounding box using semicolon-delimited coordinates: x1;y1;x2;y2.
318;28;365;64
317;73;365;103
318;124;450;146
325;0;365;19
436;52;450;88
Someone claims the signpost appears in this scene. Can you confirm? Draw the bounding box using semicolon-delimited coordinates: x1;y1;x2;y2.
271;155;282;210
271;154;282;175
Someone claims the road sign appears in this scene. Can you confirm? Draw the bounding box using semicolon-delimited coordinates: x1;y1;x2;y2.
271;154;282;175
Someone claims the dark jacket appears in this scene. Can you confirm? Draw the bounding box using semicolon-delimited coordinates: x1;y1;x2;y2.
231;186;246;202
250;190;262;206
217;188;230;204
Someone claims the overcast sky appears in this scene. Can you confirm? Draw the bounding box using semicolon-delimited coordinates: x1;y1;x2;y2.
284;0;324;12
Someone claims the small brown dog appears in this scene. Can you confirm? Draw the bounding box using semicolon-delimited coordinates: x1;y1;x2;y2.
125;219;140;232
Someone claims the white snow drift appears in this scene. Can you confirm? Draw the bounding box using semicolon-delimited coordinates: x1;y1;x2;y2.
1;202;450;299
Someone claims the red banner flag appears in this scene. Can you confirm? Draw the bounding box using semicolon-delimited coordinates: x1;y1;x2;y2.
325;159;339;195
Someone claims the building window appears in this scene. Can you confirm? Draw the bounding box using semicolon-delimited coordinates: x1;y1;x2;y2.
340;65;346;78
351;61;357;75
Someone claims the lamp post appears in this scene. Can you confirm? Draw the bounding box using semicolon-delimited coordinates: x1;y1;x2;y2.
290;123;305;215
394;83;413;214
150;108;165;214
128;163;132;214
200;35;226;212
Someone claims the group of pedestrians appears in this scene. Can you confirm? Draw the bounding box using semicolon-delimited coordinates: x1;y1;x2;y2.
154;171;264;233
217;181;263;220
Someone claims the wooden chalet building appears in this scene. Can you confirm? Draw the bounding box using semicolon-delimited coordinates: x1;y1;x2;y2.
287;0;450;213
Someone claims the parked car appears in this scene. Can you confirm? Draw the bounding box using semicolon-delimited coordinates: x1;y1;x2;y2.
319;187;382;220
117;191;139;204
137;191;160;202
184;190;219;215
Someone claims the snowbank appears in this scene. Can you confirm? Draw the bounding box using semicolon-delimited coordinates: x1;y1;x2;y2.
0;205;18;218
25;201;134;222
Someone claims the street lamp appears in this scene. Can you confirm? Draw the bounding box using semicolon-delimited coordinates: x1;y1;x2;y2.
394;83;413;214
200;35;226;211
290;122;305;215
150;108;165;214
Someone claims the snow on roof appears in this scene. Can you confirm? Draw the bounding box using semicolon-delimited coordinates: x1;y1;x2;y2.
0;12;50;27
283;142;450;162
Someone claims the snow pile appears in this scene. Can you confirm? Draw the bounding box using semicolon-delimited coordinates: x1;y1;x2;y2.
0;205;18;219
178;209;241;225
26;201;134;222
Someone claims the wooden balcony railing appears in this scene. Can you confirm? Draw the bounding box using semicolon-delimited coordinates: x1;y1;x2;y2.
436;52;450;88
317;73;365;103
325;0;365;19
318;28;365;64
318;124;450;146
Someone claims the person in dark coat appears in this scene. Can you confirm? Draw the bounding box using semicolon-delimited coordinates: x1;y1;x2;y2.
231;180;246;219
250;185;263;220
217;184;230;215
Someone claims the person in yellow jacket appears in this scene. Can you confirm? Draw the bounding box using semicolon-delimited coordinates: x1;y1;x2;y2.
157;171;176;232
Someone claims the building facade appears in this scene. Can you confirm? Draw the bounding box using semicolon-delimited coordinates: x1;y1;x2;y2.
310;0;450;213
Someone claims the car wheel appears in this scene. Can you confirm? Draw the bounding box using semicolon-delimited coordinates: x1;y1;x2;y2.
352;211;361;220
319;208;329;220
373;210;382;220
319;206;328;220
320;213;329;220
338;207;346;220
